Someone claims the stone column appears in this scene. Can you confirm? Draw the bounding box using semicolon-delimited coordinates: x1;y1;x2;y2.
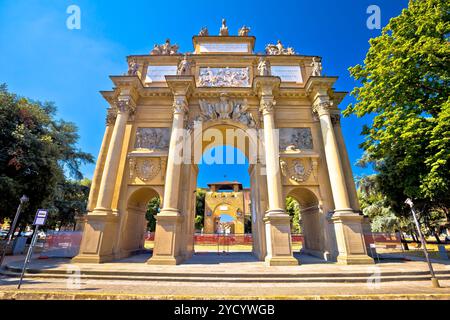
148;76;194;265
331;114;361;212
72;96;135;263
312;92;373;264
86;108;116;212
254;77;298;266
95;97;135;213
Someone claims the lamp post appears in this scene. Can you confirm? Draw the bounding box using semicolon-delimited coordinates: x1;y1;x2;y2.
0;195;29;267
405;198;440;288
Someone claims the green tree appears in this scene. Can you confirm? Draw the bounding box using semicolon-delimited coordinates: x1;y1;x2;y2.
47;178;91;230
145;197;160;232
0;84;93;228
344;0;450;234
286;197;301;233
195;188;206;230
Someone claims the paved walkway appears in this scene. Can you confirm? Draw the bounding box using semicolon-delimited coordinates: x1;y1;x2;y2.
1;253;450;299
4;252;450;275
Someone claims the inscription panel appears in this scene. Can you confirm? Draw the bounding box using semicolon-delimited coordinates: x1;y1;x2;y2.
271;65;303;83
145;65;177;83
199;43;249;53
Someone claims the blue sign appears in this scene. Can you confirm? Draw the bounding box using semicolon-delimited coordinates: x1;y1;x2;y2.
33;209;48;226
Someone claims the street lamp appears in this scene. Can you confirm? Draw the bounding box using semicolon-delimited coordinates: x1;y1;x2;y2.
405;198;440;288
0;195;29;267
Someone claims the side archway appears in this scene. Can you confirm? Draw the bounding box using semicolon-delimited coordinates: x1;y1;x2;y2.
120;186;162;256
287;187;326;259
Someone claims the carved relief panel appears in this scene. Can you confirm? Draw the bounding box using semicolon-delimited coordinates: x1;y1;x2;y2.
279;128;313;152
134;128;170;151
197;67;250;87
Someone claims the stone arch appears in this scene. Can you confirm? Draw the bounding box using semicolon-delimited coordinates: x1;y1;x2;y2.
286;186;325;259
189;119;260;163
120;186;162;255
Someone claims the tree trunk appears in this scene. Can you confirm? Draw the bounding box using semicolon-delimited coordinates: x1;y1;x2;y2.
433;230;442;244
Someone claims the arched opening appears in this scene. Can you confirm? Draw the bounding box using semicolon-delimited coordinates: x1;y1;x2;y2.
195;140;253;254
122;186;161;256
287;187;325;259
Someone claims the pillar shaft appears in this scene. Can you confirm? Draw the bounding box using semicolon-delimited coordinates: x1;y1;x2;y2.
95;99;133;212
148;78;193;265
254;78;298;266
160;96;187;215
260;97;284;214
318;111;351;211
87;113;114;212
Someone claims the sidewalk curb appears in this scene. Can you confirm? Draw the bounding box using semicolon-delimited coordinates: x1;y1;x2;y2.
1;290;450;300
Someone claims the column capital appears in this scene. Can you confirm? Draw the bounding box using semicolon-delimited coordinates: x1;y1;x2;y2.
330;113;341;126
259;96;276;115
312;96;333;117
116;95;136;115
105;107;117;126
173;95;188;115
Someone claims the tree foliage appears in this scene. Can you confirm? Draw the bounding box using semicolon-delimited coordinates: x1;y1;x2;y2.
0;84;93;226
344;0;450;227
286;196;301;233
146;196;160;232
47;178;91;230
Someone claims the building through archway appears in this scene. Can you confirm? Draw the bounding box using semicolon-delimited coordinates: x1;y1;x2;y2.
73;23;373;266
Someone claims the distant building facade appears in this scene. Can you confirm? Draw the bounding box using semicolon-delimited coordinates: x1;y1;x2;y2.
203;181;251;234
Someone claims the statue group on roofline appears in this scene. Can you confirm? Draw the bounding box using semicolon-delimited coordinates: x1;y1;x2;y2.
150;38;179;55
198;20;251;37
265;40;295;55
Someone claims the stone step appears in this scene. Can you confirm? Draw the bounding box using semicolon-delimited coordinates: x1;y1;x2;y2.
3;267;450;283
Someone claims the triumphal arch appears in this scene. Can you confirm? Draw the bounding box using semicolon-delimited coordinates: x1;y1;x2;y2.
73;22;373;266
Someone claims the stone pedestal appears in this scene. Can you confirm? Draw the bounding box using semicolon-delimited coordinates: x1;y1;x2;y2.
264;212;299;266
71;213;119;263
147;213;184;265
332;211;374;265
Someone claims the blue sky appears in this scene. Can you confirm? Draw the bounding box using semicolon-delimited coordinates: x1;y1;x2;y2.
0;0;409;188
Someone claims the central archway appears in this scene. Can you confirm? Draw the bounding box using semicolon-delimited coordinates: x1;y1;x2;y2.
189;120;263;259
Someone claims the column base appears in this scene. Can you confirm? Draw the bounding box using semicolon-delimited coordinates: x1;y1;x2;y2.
265;256;299;266
264;211;299;266
147;255;185;265
71;254;114;264
147;213;184;265
332;210;374;265
71;210;119;264
337;254;374;265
